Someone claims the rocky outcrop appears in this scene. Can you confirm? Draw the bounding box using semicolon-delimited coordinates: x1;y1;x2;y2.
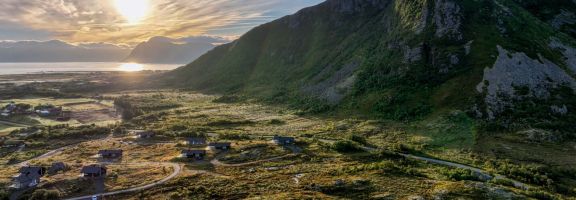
519;129;563;143
433;0;463;40
549;38;576;75
550;10;576;29
327;0;392;13
476;46;576;119
302;62;360;104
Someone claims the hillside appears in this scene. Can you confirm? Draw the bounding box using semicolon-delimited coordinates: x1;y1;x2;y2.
166;0;576;134
125;36;228;64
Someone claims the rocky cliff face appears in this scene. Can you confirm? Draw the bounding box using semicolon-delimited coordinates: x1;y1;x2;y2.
166;0;576;132
125;36;224;64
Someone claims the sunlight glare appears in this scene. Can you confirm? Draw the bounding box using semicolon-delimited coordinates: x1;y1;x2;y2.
113;0;150;24
119;63;145;72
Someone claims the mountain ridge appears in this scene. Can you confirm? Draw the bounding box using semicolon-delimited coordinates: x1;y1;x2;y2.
166;0;576;134
124;36;230;64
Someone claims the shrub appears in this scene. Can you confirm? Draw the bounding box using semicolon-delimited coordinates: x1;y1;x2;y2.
213;95;245;103
29;189;60;200
348;134;368;145
331;140;363;153
218;133;251;140
489;178;515;187
269;119;285;125
440;168;481;181
0;189;8;200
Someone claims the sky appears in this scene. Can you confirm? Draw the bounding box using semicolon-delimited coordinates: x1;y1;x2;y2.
0;0;324;45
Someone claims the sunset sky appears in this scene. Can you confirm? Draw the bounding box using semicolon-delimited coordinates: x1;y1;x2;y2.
0;0;323;45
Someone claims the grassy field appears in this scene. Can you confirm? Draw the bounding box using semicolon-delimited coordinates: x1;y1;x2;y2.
0;98;94;106
0;98;120;127
97;91;573;199
0;124;19;136
2;90;574;199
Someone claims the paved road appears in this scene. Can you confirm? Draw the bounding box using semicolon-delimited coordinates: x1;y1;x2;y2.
13;134;113;167
10;134;184;200
0;120;30;127
64;162;181;200
314;137;529;190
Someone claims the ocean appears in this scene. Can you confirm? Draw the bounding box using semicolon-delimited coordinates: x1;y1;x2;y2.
0;62;183;75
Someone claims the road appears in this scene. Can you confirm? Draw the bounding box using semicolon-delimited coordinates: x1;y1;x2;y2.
10;134;184;200
0;120;30;127
314;137;529;190
12;134;113;167
10;132;528;200
64;162;181;200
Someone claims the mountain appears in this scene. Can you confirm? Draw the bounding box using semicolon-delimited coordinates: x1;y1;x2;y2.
166;0;576;134
0;40;130;62
124;36;230;64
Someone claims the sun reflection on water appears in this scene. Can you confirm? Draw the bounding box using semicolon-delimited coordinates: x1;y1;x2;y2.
118;63;144;72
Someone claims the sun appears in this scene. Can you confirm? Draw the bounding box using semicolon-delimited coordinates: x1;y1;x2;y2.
119;63;144;72
113;0;150;24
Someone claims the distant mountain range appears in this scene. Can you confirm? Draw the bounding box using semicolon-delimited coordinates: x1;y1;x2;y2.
124;36;230;64
0;40;131;62
0;36;230;64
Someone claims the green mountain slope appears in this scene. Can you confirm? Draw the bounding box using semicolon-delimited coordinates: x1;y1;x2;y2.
165;0;576;134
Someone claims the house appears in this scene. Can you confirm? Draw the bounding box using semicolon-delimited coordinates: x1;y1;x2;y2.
11;166;46;189
48;162;67;174
181;150;207;159
98;149;123;159
186;137;207;145
81;164;107;177
1;102;16;117
56;111;72;121
208;142;231;150
132;130;155;138
273;136;295;145
4;102;16;112
2;140;25;148
36;106;62;117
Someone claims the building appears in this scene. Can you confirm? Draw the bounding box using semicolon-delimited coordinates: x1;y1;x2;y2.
132;130;155;138
56;111;72;121
273;136;295;145
186;137;207;145
37;106;62;117
181;150;207;160
11;166;46;189
208;142;231;150
98;149;123;159
81;164;107;178
48;162;67;174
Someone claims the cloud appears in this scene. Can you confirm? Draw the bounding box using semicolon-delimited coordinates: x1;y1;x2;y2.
0;0;324;44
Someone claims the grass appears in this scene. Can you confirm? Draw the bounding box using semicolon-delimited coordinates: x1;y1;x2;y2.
0;98;94;106
219;142;291;164
2;89;575;199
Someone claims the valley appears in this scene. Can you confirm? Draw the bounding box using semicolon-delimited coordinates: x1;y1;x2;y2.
0;73;574;199
2;0;576;199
